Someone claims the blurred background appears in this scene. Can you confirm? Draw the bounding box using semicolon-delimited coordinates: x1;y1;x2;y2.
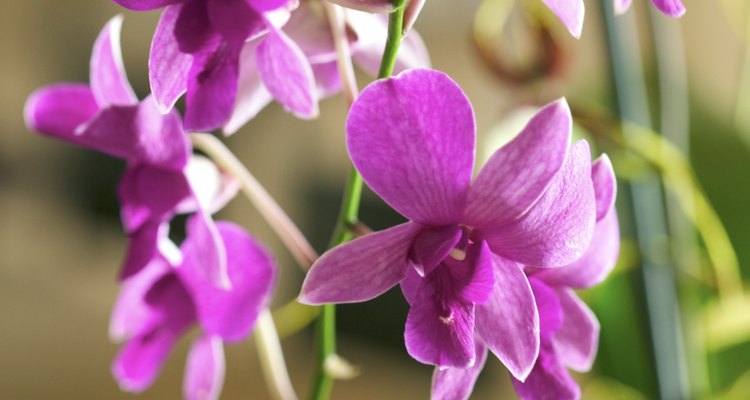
2;0;750;398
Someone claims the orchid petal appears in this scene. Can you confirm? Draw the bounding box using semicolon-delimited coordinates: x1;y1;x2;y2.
256;24;318;118
24;84;99;142
247;0;288;12
431;340;488;400
149;5;194;113
347;69;474;225
282;1;340;64
120;222;171;281
447;241;495;305
299;222;421;305
613;0;633;15
465;99;572;229
118;165;192;234
410;226;462;276
483;140;596;268
652;0;686;17
591;155;616;221
180;222;276;341
405;280;476;368
532;206;620;288
112;0;182;11
208;0;266;46
224;40;274;134
184;212;231;290
110;260;172;342
176;155;240;215
91;16;138;107
511;343;580;400
553;289;599;372
475;256;539;381
327;0;395;13
184;44;242;132
312;61;343;99
543;0;585;39
529;278;563;341
184;335;225;400
78;97;190;170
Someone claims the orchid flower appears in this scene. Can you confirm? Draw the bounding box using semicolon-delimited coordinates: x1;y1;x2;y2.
111;220;277;399
113;0;316;132
24;17;238;288
432;156;619;400
546;0;685;39
300;69;598;381
225;0;430;134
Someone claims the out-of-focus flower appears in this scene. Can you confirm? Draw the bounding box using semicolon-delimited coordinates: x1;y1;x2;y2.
300;69;597;381
224;0;430;134
111;220;277;399
432;157;619;400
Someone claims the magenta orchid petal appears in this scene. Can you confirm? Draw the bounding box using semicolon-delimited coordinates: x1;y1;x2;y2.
327;0;396;12
120;222;171;281
312;61;344;99
110;259;172;342
256;24;319;118
184;44;242;132
347;69;475;225
78;97;190;169
591;155;617;221
448;241;496;305
184;335;225;400
224;40;274;134
247;0;288;12
411;226;463;276
528;278;563;341
184;212;231;290
400;265;422;305
91;16;138;107
282;2;340;64
179;222;276;341
299;222;421;305
118;165;192;234
533;205;620;288
613;0;633;14
208;0;266;46
482;140;596;268
543;0;585;39
552;289;600;372
404;281;476;368
465;99;572;229
652;0;686;17
475;256;539;381
431;339;488;400
511;342;580;400
24;84;99;142
112;0;183;11
149;4;194;113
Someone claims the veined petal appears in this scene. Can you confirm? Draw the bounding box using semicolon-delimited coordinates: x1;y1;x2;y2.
613;0;632;15
510;342;580;400
184;44;242;132
347;69;475;225
327;0;395;12
465;99;572;229
483;140;596;268
224;40;274;134
552;289;599;372
431;339;488;400
91;16;138;107
348;11;430;77
24;84;99;142
110;259;172;342
591;155;616;221
184;335;225;400
410;226;462;276
299;222;421;304
256;23;319;118
405;281;476;368
543;0;585;39
112;0;182;11
532;207;620;288
149;5;194;113
529;278;563;341
475;256;538;381
446;241;495;305
179;222;276;341
652;0;686;17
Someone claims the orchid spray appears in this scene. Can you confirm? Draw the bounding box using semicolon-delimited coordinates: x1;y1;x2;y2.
22;0;663;398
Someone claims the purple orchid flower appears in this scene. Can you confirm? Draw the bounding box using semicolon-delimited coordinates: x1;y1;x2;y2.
224;1;430;134
299;69;597;380
545;0;685;39
111;220;277;399
24;16;238;288
431;156;619;400
113;0;320;132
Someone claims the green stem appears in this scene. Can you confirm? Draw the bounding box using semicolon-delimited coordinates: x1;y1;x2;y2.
309;3;407;400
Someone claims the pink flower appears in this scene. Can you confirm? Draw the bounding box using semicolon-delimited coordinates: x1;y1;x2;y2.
300;68;598;380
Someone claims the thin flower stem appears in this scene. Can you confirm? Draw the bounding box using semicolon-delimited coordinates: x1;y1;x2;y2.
310;2;407;400
190;133;318;270
322;2;359;106
254;309;300;400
